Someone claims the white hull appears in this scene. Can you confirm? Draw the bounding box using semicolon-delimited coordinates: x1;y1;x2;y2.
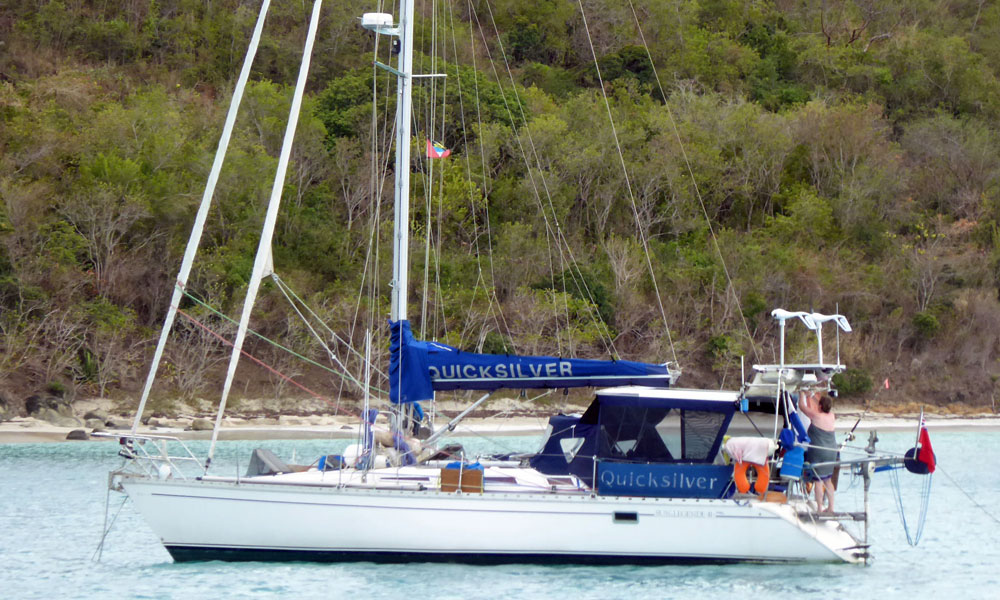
121;471;864;564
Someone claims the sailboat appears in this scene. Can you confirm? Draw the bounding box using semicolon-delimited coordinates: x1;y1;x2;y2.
105;0;935;564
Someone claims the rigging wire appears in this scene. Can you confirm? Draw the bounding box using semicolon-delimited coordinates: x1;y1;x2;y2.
430;390;555;455
460;0;513;353
476;14;603;359
935;464;1000;526
178;287;381;393
467;1;563;354
432;0;450;343
418;0;435;339
424;0;449;423
273;275;384;375
441;0;517;354
272;274;383;387
92;490;129;562
480;0;607;358
176;307;338;404
446;1;488;351
474;0;619;359
625;0;759;363
351;4;397;403
575;0;678;369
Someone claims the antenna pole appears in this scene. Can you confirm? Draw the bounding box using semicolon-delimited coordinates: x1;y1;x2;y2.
835;302;841;366
778;319;786;366
816;323;824;366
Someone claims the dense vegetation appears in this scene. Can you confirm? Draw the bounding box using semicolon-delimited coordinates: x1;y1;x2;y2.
3;0;1000;416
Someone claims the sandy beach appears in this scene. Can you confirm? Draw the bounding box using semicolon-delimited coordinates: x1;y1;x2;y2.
0;415;552;443
1;409;998;443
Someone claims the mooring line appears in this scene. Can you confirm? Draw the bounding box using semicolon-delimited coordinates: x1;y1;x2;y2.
936;464;1000;526
92;492;129;562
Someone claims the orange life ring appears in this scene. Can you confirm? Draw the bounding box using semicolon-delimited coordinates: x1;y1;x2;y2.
733;461;769;495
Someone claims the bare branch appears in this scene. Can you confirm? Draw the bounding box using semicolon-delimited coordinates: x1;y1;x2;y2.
863;33;892;53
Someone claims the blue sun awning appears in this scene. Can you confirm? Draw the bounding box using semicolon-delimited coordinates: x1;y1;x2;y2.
389;320;671;404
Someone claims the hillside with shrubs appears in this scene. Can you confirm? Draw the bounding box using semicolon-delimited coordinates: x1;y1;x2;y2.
2;1;1000;418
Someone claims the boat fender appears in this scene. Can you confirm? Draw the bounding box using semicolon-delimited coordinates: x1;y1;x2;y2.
733;461;769;495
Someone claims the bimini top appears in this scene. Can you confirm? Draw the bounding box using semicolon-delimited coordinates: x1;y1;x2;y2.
594;386;741;411
531;386;741;486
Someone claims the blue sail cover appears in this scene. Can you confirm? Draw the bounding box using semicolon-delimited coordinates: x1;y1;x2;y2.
389;319;671;404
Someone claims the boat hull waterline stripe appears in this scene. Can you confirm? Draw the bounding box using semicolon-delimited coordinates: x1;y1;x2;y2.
165;546;816;565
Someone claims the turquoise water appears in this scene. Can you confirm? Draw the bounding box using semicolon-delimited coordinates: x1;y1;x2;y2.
1;432;998;599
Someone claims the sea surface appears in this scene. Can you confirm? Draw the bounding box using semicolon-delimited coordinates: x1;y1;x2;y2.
1;431;997;599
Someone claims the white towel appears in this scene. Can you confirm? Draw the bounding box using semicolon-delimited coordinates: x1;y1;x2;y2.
724;437;777;465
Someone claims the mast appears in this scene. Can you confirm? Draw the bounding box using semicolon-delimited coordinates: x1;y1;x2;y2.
363;2;446;323
390;0;415;322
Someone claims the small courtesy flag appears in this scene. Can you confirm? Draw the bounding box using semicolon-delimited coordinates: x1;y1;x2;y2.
426;139;451;159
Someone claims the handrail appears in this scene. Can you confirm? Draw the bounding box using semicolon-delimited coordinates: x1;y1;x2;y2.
96;432;202;480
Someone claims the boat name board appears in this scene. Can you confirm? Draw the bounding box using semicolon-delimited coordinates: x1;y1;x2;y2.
597;463;731;499
429;362;573;380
